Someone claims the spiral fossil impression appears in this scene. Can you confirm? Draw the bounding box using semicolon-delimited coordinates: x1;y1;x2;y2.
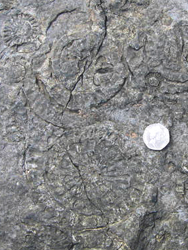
3;13;39;47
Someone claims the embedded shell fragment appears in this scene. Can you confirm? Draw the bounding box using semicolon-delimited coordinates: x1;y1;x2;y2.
143;123;170;150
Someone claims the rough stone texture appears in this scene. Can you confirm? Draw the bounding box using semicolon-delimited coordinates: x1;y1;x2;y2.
0;0;188;249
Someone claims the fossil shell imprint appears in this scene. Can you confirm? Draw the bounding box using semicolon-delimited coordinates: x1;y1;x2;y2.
3;13;39;47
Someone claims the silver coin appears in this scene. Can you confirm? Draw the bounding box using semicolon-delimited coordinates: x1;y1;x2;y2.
143;123;170;150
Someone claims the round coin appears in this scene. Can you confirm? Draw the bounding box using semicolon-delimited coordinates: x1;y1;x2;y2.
143;123;170;150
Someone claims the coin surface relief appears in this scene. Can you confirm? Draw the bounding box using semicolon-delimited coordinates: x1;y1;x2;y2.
143;123;170;150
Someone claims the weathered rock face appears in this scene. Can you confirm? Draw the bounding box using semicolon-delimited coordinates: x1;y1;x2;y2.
0;0;188;249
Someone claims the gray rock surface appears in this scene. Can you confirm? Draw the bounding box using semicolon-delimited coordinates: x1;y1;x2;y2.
0;0;188;249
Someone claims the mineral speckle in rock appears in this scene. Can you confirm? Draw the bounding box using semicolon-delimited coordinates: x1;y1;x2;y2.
143;123;170;150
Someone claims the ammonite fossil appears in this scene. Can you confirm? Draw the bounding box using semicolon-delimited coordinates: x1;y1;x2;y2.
3;13;39;47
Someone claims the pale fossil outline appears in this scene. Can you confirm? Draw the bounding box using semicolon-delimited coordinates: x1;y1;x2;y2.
3;13;39;47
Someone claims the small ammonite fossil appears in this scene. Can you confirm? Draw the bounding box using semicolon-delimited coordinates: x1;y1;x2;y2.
3;13;39;47
7;61;26;83
143;123;170;150
145;72;162;87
